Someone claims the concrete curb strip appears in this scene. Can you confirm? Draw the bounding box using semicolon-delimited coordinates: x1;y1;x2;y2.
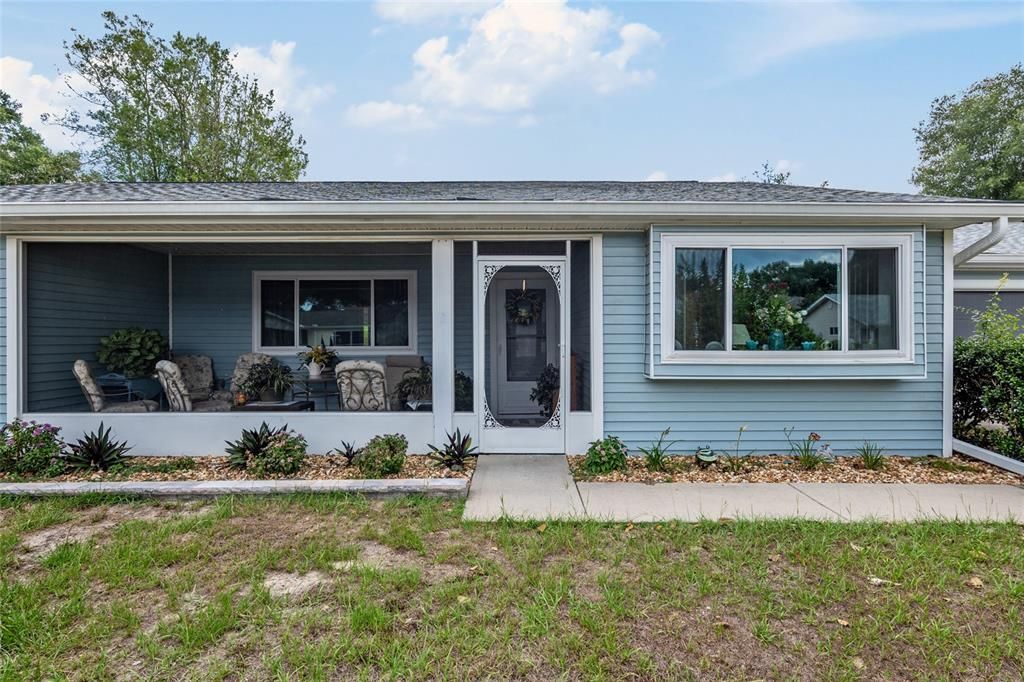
0;478;469;498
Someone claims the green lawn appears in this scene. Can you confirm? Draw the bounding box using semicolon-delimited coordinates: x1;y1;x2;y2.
1;494;1022;680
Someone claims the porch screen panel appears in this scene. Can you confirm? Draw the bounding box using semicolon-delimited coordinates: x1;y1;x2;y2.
299;280;371;347
848;248;899;351
674;249;726;351
570;240;591;411
373;279;410;347
260;280;295;347
453;242;474;411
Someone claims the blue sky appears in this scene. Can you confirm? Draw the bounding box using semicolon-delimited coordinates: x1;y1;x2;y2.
2;1;1021;192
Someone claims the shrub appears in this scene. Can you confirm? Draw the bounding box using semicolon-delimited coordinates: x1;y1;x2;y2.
0;419;65;477
954;280;1024;460
63;423;130;471
639;428;676;472
583;436;628;474
248;431;307;478
96;327;168;378
357;434;407;477
225;422;287;470
427;429;478;470
857;442;886;471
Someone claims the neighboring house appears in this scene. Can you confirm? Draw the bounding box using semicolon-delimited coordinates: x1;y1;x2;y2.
953;221;1024;337
1;182;1022;458
801;295;840;346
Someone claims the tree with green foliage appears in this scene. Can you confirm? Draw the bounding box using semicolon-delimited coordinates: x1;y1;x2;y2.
48;11;308;182
912;64;1024;200
0;91;93;184
753;161;791;185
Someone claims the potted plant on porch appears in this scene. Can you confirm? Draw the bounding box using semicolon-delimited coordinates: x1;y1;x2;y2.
240;360;294;402
297;343;337;378
530;364;560;419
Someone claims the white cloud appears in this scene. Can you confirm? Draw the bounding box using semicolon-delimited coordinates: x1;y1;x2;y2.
735;2;1023;76
374;1;493;24
350;0;660;128
231;41;334;115
345;100;433;130
706;172;737;183
645;170;668;182
0;56;86;150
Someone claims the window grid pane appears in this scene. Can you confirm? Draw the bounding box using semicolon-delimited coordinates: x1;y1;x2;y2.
674;248;726;351
848;248;899;351
260;280;296;347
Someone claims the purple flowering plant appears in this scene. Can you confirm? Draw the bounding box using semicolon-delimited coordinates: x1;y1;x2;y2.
0;418;65;477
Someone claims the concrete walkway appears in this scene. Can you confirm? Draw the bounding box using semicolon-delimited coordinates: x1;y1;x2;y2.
464;456;1024;522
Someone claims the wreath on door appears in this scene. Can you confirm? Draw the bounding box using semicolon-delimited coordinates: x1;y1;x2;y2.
506;290;543;325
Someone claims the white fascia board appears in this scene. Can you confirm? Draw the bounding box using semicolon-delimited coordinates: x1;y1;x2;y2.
2;200;1023;223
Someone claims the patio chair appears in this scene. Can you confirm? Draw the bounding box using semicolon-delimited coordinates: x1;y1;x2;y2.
335;360;387;411
154;360;232;412
228;352;273;395
174;354;233;403
72;359;158;413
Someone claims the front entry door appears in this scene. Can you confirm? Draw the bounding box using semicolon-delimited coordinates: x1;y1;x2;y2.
477;258;566;453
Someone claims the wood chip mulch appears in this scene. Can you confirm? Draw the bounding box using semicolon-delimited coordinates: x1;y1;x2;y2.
9;455;475;483
568;454;1022;485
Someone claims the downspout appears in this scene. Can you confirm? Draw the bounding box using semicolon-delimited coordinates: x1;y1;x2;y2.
953;216;1008;267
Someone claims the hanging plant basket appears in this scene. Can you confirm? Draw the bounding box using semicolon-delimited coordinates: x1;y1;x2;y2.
506;290;543;325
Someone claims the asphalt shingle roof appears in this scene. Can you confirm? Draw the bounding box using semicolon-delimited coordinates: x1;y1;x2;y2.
954;222;1024;257
0;181;998;204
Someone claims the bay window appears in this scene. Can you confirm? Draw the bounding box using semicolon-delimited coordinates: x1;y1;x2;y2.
255;271;416;353
661;234;912;362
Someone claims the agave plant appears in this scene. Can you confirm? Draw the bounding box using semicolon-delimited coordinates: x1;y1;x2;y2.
225;422;287;470
63;423;131;471
332;440;362;466
426;429;478;471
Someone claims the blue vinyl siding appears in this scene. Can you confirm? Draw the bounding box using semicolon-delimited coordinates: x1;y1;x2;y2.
26;244;169;412
171;246;432;383
603;230;946;456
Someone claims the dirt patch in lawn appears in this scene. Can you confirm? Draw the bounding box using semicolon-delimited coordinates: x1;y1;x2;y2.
6;454;475;483
16;502;207;568
264;570;328;598
569;454;1022;485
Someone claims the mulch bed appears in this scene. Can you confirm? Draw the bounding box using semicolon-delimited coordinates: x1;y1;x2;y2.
2;455;474;483
568;454;1022;485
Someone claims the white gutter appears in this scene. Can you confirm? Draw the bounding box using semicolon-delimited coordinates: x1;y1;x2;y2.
953;215;1008;267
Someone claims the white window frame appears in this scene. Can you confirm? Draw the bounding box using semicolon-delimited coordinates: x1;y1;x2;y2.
252;270;417;355
659;232;915;365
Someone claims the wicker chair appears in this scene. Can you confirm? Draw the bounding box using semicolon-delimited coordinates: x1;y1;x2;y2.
72;359;158;413
335;360;387;411
154;360;232;412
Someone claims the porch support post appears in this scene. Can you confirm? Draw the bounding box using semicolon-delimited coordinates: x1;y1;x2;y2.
431;239;455;443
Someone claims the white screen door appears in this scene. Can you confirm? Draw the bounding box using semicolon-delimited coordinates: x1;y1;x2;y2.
476;257;567;453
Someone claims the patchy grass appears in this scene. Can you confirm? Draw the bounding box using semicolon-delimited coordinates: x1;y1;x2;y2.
0;494;1022;680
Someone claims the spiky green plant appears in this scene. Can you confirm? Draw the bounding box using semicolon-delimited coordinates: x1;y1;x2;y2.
426;429;478;470
639;428;677;472
225;422;287;470
857;441;886;471
332;440;362;466
63;423;130;471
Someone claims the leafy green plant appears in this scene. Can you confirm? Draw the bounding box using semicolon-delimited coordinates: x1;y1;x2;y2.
0;419;65;477
239;360;294;400
296;343;337;370
529;364;560;418
427;429;478;470
454;370;473;412
63;423;130;471
638;428;677;472
394;364;432;403
225;422;287;470
856;442;886;471
331;441;362;466
248;431;307;478
96;327;168;378
785;427;829;470
721;425;753;475
583;436;628;475
357;433;407;478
